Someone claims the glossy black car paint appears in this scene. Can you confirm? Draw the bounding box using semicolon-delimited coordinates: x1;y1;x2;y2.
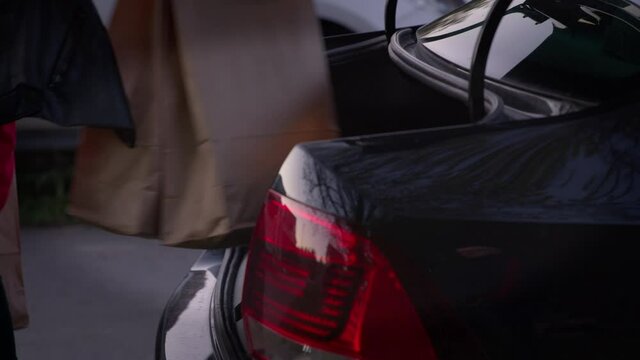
156;251;223;360
159;97;640;358
277;103;640;226
274;100;640;359
157;249;249;360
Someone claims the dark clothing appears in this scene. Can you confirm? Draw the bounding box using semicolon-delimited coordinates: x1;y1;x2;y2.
0;0;134;145
0;278;17;360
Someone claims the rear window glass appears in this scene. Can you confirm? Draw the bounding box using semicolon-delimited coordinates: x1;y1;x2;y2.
417;0;640;101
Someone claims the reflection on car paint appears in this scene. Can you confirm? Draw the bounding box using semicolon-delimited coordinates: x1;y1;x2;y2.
278;101;640;226
161;251;224;360
417;0;640;101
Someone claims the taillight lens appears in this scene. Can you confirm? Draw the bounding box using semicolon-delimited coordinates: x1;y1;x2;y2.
242;190;436;359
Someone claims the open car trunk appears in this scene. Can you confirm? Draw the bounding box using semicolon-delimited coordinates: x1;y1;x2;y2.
325;32;471;136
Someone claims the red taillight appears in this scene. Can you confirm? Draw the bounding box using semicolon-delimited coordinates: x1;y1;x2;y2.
242;190;436;359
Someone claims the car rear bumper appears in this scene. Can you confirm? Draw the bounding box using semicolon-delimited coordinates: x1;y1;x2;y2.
156;248;249;360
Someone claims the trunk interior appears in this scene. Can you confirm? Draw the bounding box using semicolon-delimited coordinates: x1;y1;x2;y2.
325;31;470;137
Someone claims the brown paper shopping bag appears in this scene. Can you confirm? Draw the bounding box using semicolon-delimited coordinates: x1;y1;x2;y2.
69;0;338;247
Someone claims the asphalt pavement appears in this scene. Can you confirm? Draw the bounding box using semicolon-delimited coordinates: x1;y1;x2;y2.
13;225;201;360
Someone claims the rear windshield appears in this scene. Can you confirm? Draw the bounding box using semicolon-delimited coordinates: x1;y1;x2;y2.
417;0;640;101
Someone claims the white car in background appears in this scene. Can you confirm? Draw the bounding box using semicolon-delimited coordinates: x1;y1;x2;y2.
315;0;465;34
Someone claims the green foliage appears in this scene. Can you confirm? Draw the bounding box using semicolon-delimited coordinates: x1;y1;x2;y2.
15;152;76;226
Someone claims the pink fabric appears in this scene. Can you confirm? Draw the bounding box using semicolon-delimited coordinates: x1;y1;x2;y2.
0;122;16;210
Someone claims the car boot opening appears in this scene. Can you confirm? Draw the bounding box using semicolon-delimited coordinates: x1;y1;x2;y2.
326;33;471;137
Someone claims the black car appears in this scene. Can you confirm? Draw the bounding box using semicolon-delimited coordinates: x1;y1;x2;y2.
156;0;640;359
